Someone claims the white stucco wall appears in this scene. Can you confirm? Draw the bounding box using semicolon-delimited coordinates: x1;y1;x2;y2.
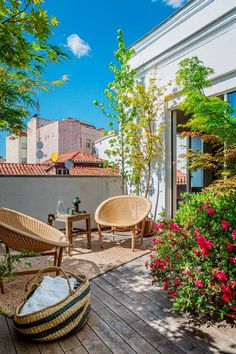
6;135;27;163
0;176;122;228
129;0;236;217
93;134;116;161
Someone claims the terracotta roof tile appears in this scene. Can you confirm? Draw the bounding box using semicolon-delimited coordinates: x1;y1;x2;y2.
57;151;103;164
0;163;119;176
0;163;50;175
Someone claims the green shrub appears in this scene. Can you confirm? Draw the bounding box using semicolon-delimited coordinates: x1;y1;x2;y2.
148;190;236;321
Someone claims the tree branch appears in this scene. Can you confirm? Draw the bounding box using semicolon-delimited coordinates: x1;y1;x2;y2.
1;1;29;25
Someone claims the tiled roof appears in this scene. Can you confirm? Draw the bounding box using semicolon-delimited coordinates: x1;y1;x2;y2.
69;166;119;176
57;151;104;164
0;163;50;175
0;163;119;176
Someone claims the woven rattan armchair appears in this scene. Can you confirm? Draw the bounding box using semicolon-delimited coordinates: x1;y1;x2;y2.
0;208;69;293
95;195;152;251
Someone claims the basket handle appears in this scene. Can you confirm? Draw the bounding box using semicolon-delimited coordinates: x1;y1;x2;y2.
24;266;84;299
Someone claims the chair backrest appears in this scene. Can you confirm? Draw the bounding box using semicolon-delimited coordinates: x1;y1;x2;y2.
0;208;68;250
95;195;152;227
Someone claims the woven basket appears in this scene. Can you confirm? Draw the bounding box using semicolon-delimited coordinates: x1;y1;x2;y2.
14;267;91;341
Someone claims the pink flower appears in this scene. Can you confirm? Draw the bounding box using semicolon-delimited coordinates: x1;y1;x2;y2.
221;219;229;230
203;203;210;209
232;230;236;240
185;268;191;275
174;276;179;284
170;223;181;231
207;207;215;215
226;242;233;252
195;279;204;287
154;223;165;230
231;306;236;311
152;237;158;244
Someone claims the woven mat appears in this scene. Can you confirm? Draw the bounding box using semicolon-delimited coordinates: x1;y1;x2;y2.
0;232;151;317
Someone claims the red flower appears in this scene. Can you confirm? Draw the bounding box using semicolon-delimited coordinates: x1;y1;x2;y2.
232;230;236;240
221;219;229;230
163;282;169;291
213;270;228;282
152;237;158;244
195;279;204;287
225;242;233;252
231;306;236;311
185;268;191;275
228;281;236;289
229;257;236;264
170;291;177;298
221;293;233;302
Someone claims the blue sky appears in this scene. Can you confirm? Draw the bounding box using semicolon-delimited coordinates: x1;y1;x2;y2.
0;0;188;157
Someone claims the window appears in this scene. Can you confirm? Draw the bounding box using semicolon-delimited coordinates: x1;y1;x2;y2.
86;139;92;148
21;142;27;149
227;91;236;117
21;157;27;163
56;168;68;175
171;109;216;216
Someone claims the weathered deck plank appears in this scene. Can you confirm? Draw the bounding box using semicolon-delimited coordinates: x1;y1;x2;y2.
0;254;235;354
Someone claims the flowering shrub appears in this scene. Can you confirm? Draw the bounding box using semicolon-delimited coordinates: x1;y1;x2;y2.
148;191;236;321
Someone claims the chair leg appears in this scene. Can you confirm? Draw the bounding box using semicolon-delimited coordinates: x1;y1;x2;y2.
54;248;59;266
140;219;145;244
57;247;63;267
97;224;104;249
0;281;5;294
131;226;136;252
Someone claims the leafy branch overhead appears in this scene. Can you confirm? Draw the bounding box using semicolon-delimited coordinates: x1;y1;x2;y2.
0;0;68;134
176;56;236;182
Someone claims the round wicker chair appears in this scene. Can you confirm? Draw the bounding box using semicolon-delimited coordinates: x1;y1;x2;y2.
0;208;69;293
95;195;152;251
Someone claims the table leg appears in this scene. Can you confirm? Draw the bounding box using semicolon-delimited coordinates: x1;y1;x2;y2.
86;216;91;249
66;220;73;255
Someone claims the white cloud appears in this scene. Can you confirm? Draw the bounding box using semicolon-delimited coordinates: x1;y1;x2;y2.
162;0;186;8
66;34;91;58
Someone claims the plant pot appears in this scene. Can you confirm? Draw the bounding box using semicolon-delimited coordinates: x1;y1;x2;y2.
137;218;154;237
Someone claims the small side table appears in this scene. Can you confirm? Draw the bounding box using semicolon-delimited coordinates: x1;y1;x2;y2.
48;212;91;255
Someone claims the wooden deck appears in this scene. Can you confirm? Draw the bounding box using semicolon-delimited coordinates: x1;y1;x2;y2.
0;255;235;354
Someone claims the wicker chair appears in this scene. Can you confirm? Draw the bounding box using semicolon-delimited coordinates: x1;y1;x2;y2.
95;195;152;251
0;208;69;293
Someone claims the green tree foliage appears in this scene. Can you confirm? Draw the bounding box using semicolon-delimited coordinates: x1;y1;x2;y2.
94;29;136;194
176;56;236;182
0;0;68;134
128;74;165;197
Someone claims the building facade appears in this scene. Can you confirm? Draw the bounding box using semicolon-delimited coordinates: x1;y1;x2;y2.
28;116;104;163
6;116;104;164
6;132;27;163
129;0;236;218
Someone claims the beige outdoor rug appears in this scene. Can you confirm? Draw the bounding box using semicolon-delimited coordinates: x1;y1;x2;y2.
0;232;152;317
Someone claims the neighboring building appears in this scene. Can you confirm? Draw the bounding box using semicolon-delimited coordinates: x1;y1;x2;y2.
6;132;27;163
6;115;104;164
93;133;116;161
28;116;104;163
129;0;236;218
0;151;119;176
